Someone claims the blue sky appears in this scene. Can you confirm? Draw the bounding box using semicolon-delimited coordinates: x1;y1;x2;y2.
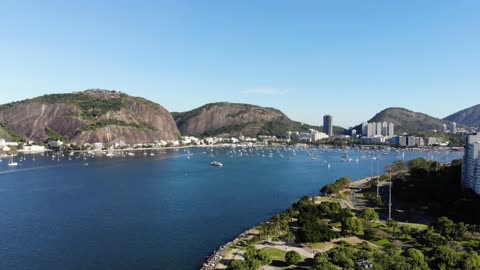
1;1;479;127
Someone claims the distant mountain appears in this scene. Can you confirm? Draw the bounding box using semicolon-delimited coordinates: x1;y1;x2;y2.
172;102;344;138
0;89;180;144
444;104;480;129
364;107;449;135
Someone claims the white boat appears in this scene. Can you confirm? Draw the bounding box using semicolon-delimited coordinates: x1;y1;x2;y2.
8;157;18;167
210;161;223;167
106;153;114;157
128;152;135;156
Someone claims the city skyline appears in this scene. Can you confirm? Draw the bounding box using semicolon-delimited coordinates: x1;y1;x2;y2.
1;1;480;127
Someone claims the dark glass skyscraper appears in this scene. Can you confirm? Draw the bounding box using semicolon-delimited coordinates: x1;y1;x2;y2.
323;114;333;137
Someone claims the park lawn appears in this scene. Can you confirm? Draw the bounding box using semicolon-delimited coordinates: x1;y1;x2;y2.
261;247;288;262
405;223;428;231
371;222;388;229
371;238;391;247
314;196;339;204
339;192;349;200
306;242;337;251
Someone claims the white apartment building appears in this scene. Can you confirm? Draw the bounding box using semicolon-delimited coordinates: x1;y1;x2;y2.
462;133;480;195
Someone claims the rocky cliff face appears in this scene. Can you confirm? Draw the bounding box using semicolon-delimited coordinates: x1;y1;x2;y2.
172;102;310;137
0;89;180;144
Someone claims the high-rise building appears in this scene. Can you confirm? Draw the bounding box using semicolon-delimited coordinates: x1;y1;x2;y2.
286;131;292;141
382;122;388;136
367;122;375;137
388;123;395;137
462;133;480;195
361;122;368;136
442;124;448;133
323;115;333;137
376;122;382;136
450;122;457;134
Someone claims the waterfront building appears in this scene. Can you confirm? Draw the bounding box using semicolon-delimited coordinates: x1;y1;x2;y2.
462;133;480;195
388;123;394;137
93;143;103;151
309;129;328;141
391;136;407;146
21;145;46;152
48;140;64;148
323;115;333;137
426;137;442;146
361;122;368;136
415;137;424;147
442;124;448;133
406;136;416;147
375;122;382;136
450;122;457;134
361;136;385;144
286;131;292;141
367;123;375;137
382;122;388;136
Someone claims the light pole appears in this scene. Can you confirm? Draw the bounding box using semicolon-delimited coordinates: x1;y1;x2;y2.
370;159;373;178
388;170;392;220
376;158;380;197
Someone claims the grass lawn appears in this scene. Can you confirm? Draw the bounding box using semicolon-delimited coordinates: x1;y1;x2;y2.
314;196;339;204
306;242;331;250
261;247;288;262
371;238;391;247
404;223;428;230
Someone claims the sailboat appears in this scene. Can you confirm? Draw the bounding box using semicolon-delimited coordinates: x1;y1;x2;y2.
8;156;18;167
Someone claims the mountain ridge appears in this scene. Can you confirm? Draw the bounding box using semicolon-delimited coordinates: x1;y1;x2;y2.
444;104;480;129
0;89;180;144
172;102;344;138
353;107;451;135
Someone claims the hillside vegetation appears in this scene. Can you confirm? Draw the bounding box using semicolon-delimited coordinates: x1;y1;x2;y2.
444;104;480;129
173;102;344;138
368;107;449;135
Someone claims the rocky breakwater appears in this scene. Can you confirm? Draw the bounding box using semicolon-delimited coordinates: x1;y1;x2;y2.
200;228;258;270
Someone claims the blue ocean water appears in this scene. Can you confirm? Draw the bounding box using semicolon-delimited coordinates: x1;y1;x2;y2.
0;147;463;270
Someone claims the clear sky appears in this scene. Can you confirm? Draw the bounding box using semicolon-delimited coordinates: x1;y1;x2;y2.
1;1;479;128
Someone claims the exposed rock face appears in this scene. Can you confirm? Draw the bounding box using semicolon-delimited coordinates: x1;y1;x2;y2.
173;102;302;137
0;89;180;144
444;104;480;129
0;103;86;142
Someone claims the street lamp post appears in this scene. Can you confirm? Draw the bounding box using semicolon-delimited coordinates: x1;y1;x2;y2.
388;170;392;220
376;158;380;197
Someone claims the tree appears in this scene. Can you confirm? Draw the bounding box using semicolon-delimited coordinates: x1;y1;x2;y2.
405;248;430;270
228;260;248;270
282;231;295;245
341;217;364;236
399;225;411;240
433;216;467;241
432;245;462;270
386;219;399;236
313;253;337;270
285;250;302;265
463;251;480;270
386;160;407;172
358;208;379;222
242;246;272;270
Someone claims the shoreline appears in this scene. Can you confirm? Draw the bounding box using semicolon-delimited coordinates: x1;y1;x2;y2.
200;226;260;270
200;174;376;270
